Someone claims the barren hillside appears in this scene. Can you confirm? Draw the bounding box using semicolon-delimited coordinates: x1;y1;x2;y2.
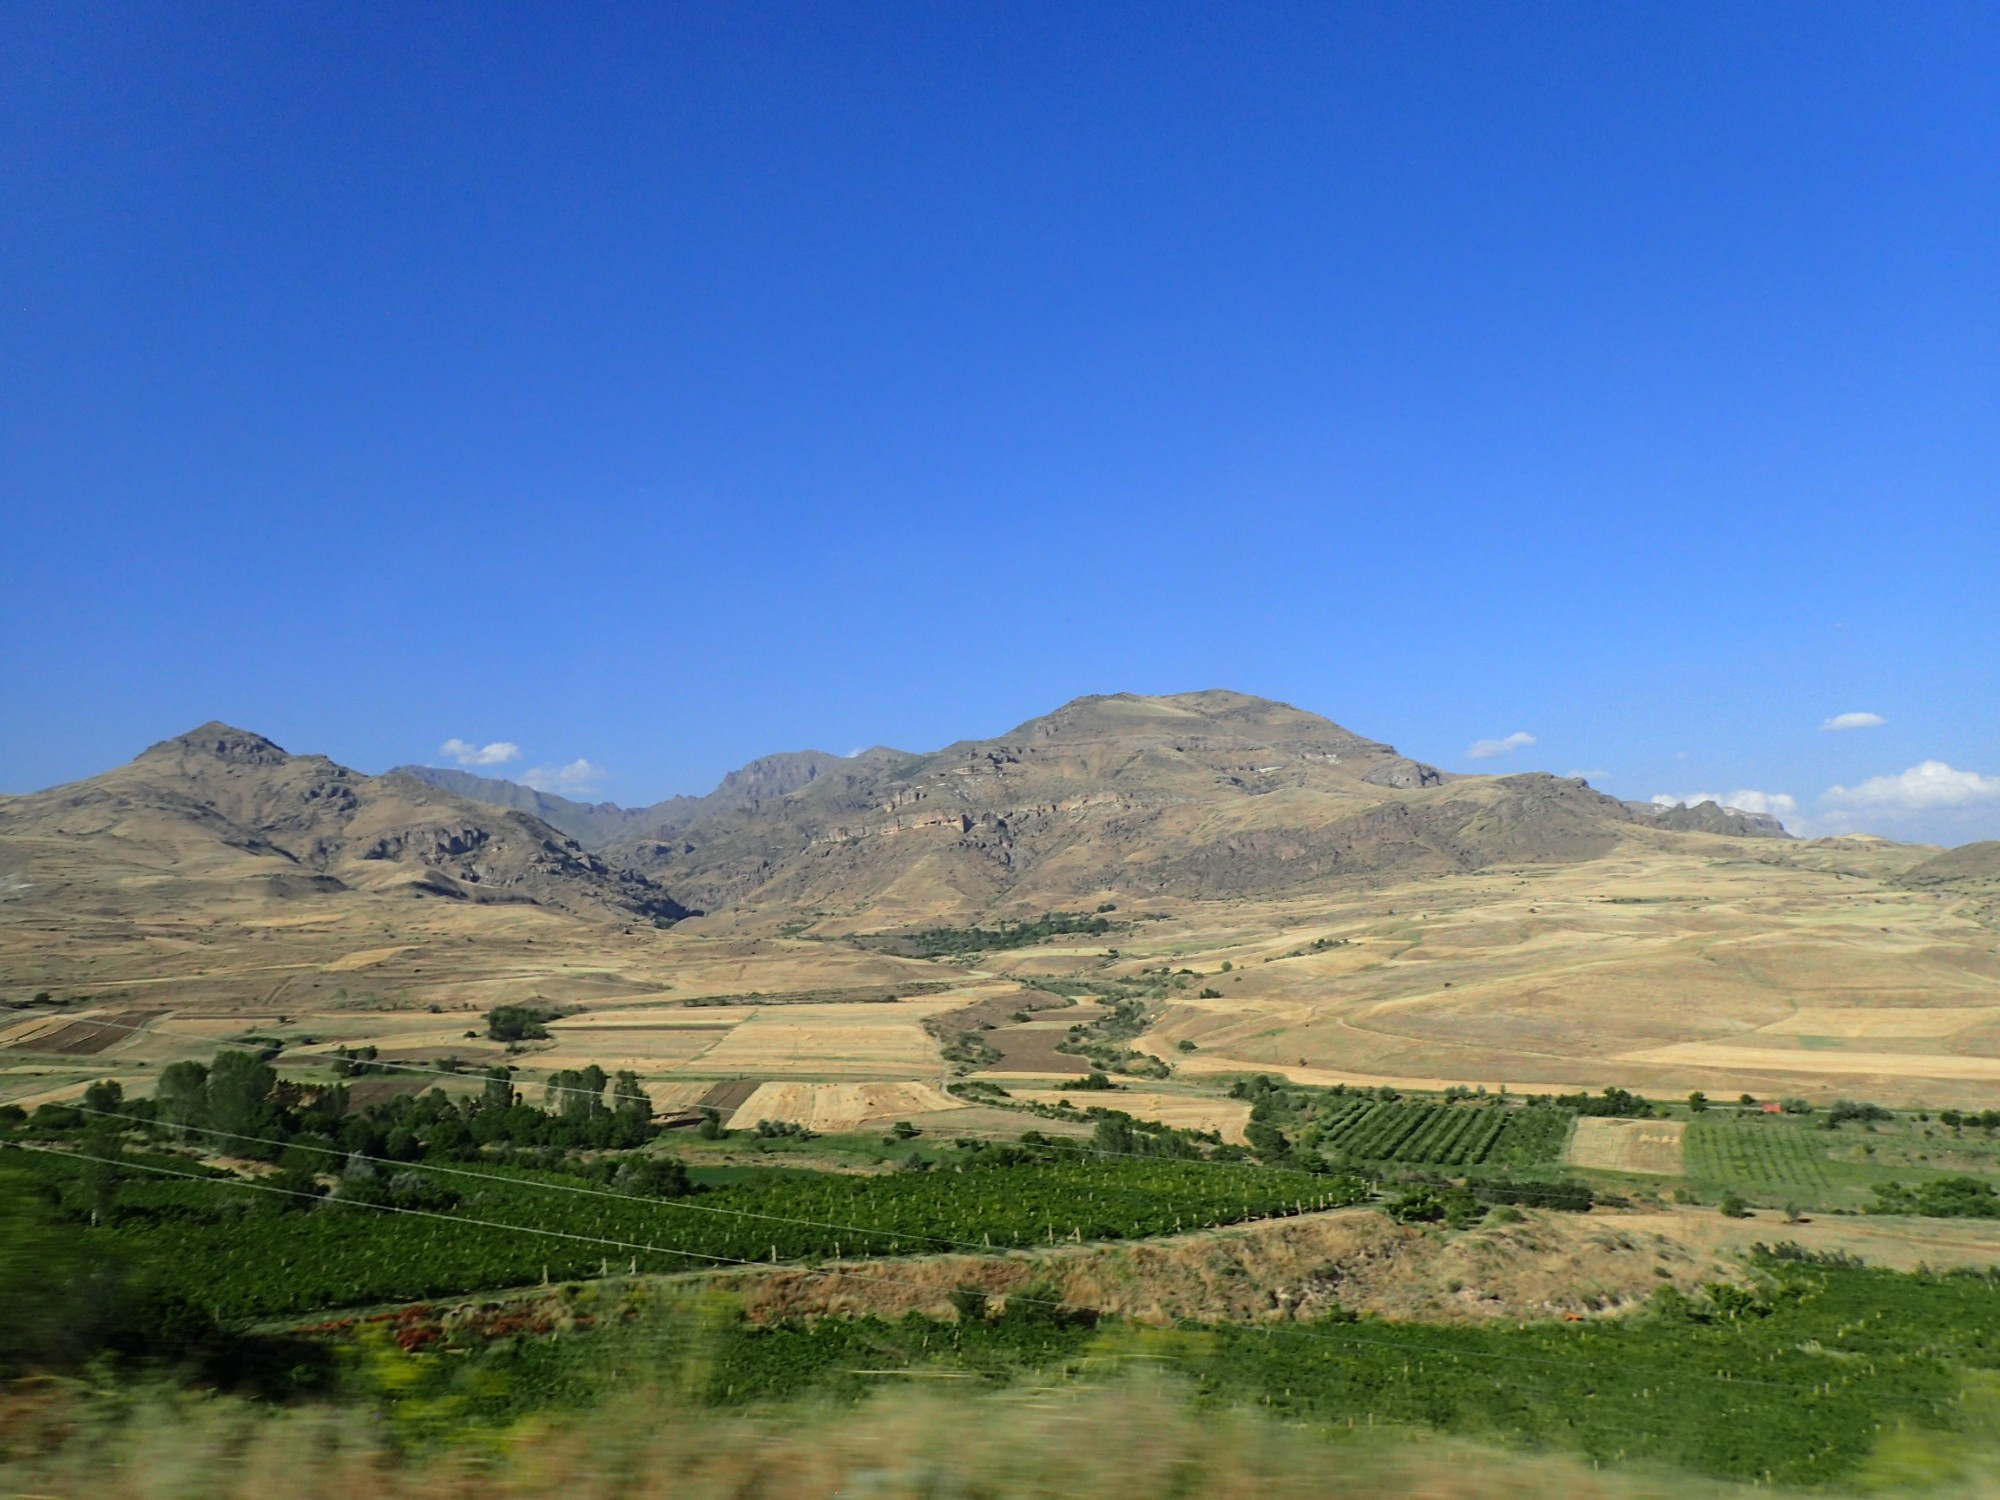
610;690;1651;919
0;723;688;924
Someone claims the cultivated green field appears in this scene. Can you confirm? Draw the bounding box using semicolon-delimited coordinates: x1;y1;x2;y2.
1683;1114;2000;1213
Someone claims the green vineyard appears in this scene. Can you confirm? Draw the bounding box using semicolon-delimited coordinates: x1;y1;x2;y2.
1684;1119;1833;1193
8;1149;1367;1321
1313;1099;1570;1169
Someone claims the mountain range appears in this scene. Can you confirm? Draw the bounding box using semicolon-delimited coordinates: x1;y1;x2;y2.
594;691;1805;918
0;691;1851;933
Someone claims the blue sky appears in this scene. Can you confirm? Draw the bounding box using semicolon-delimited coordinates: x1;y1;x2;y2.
3;2;1995;843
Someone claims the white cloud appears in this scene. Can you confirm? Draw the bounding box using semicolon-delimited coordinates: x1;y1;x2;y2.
439;738;521;767
1467;731;1537;761
1820;712;1886;732
520;759;608;797
1565;769;1608;781
1823;761;2000;813
1652;790;1800;826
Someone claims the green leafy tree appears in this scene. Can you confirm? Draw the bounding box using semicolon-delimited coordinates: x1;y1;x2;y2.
1388;1186;1445;1223
486;1005;551;1042
78;1117;123;1225
613;1154;692;1198
612;1070;653;1123
482;1067;515;1111
206;1050;277;1141
154;1060;210;1141
267;1146;327;1211
1091;1115;1138;1158
547;1066;608;1121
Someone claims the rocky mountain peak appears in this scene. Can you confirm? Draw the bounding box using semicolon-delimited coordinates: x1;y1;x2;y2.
142;722;292;766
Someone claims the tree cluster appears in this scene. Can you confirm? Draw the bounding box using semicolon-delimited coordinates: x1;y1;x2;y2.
9;1051;673;1180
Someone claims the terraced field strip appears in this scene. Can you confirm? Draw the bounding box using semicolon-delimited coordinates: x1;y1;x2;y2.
2;1009;164;1055
700;1079;764;1113
975;1026;1092;1074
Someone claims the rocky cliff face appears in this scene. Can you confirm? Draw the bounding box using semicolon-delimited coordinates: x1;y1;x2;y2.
1626;799;1791;839
387;765;698;849
391;747;914;851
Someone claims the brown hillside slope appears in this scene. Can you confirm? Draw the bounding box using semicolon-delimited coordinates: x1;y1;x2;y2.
1903;840;2000;886
611;690;1649;920
0;723;688;923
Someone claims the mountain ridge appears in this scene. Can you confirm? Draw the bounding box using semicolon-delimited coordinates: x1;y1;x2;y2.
0;721;689;922
390;746;915;850
606;690;1664;917
0;694;1819;930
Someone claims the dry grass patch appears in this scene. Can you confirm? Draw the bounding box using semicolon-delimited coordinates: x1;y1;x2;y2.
1566;1117;1685;1175
715;1206;1731;1328
726;1081;964;1132
322;946;412;972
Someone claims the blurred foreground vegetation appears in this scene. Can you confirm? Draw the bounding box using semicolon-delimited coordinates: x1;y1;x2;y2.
15;1053;2000;1494
11;1167;2000;1496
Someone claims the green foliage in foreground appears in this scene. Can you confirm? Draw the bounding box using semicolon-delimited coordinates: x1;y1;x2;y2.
1188;1262;1995;1487
7;1147;1365;1320
732;1265;2000;1486
343;1259;2000;1489
0;1168;331;1391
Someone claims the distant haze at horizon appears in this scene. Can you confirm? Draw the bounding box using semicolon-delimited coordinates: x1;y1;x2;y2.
3;5;1994;845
